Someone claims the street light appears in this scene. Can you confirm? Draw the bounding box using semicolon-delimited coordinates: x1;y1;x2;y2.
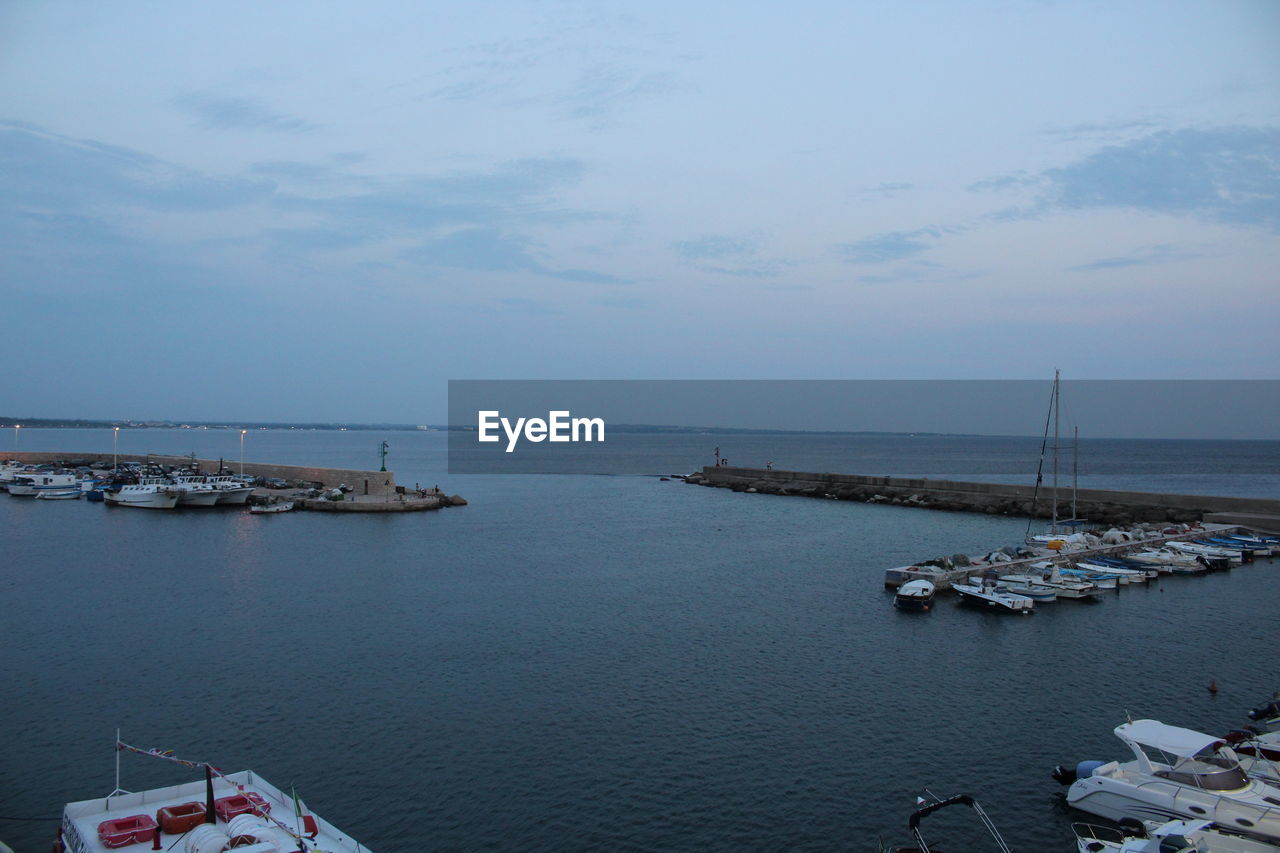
113;426;120;472
240;429;247;477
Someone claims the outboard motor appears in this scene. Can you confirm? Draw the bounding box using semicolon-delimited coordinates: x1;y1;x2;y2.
1248;699;1280;723
1054;759;1105;786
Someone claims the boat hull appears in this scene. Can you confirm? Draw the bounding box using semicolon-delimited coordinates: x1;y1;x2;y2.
104;490;180;509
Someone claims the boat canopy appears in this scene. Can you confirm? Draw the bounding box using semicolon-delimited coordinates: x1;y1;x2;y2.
1116;719;1224;758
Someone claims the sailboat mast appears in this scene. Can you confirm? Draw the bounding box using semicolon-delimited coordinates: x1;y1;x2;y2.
1073;425;1079;521
1052;369;1059;532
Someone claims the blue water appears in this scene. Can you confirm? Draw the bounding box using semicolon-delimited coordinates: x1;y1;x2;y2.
2;429;1278;851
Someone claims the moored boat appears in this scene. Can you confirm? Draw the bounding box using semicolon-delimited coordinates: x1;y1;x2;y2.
1073;818;1280;852
953;571;1035;613
893;579;936;611
250;500;295;514
55;739;369;853
35;488;82;500
8;472;78;496
885;793;1015;852
203;474;255;505
1054;719;1280;844
102;478;180;510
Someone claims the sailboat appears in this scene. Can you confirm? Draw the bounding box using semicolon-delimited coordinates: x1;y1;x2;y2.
1026;370;1087;548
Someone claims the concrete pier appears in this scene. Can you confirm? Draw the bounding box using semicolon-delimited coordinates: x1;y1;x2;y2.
688;466;1280;526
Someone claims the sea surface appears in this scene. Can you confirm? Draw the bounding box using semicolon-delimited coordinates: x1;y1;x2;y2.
2;429;1278;851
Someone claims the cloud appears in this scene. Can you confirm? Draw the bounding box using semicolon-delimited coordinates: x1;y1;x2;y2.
559;65;676;121
0;122;275;212
672;234;756;260
858;182;915;197
405;227;629;284
978;126;1280;230
1066;244;1199;272
839;228;943;264
171;92;317;133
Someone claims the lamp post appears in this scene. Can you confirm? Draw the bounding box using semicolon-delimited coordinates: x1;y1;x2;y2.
113;426;119;472
240;429;246;477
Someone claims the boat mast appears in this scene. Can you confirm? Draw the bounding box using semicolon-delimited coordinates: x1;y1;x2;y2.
1072;425;1079;522
1052;368;1059;534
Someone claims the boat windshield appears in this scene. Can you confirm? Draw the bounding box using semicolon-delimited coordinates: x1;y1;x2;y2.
1158;746;1249;791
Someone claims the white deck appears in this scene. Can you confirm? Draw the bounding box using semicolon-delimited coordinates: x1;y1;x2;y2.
61;770;368;853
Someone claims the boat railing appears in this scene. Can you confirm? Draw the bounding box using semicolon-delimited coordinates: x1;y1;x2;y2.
1071;821;1126;847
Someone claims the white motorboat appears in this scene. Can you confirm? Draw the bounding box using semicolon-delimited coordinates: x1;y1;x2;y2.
102;478;180;510
1074;560;1149;584
1056;719;1280;843
203;474;255;505
169;476;222;507
54;739;369;853
954;572;1035;613
35;488;82;500
1061;566;1121;589
1024;561;1103;599
8;472;78;496
1246;697;1280;734
893;579;936;611
1124;548;1210;574
1074;818;1280;852
1167;541;1243;566
995;574;1059;601
250;500;295;515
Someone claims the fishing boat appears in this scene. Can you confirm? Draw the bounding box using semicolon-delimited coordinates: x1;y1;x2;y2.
54;739;369;853
953;571;1035;613
8;472;78;496
893;579;936;611
1054;719;1280;843
250;500;295;514
169;475;222;507
1073;818;1280;852
102;478;180;510
883;793;1015;852
203;474;255;505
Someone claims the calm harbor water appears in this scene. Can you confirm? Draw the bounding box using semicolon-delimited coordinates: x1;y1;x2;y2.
2;429;1278;851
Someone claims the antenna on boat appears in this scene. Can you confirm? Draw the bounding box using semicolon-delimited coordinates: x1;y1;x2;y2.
108;729;129;800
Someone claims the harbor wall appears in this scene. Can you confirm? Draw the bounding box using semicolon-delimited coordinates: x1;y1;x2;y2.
4;451;398;496
691;466;1280;524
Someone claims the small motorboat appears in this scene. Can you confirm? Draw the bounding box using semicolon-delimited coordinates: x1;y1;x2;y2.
1074;818;1280;852
250;500;295;514
894;580;936;611
953;570;1035;614
884;793;1014;852
35;488;82;500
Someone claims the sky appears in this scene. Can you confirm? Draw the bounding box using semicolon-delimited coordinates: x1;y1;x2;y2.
2;1;1278;425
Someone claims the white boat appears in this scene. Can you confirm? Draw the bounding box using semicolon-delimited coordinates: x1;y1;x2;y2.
203;474;255;505
1124;548;1210;574
953;572;1035;613
169;476;222;507
250;500;295;514
1247;696;1280;734
1057;719;1280;843
35;488;82;500
8;472;78;496
893;579;936;611
1074;818;1280;852
102;478;180;510
1020;561;1103;599
55;739;369;853
995;574;1059;601
1167;541;1243;565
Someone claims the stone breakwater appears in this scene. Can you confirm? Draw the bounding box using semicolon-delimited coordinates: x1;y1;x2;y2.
686;465;1280;528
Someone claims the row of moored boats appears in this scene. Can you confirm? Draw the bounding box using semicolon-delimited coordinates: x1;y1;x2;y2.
2;461;255;509
893;527;1277;615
